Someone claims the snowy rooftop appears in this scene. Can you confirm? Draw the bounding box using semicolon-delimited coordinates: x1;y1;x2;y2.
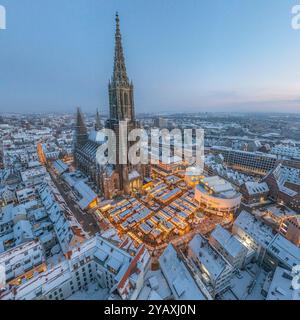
267;266;300;300
265;204;297;219
53;160;69;175
20;167;47;182
189;234;232;281
159;244;207;300
210;225;247;258
211;146;277;159
197;176;240;200
234;210;275;248
128;170;140;181
267;234;300;270
273;164;300;186
244;181;269;195
0;240;43;269
73;181;97;210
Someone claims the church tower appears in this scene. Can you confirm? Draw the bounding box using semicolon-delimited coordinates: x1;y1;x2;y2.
95;108;102;131
75;107;88;147
108;13;135;123
106;13;142;193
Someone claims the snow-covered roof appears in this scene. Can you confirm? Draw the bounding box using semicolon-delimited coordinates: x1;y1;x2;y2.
267;266;300;300
73;181;97;210
159;244;207;300
0;240;43;271
128;170;140;181
20;167;47;182
234;210;274;248
53;160;68;175
0;204;14;224
244;181;269;195
13;220;34;245
267;234;300;270
189;234;232;281
210;224;247;259
198;176;240;200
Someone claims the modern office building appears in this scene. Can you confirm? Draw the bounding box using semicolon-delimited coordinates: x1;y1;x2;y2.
211;146;277;175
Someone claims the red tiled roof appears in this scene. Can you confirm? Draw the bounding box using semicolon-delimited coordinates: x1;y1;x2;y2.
117;245;146;292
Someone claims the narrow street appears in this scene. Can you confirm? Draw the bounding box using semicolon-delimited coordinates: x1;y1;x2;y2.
48;167;100;236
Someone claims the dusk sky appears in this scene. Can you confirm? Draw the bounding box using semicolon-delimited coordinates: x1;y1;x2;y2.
1;0;300;114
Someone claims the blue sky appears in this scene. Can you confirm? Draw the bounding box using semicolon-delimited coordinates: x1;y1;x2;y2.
1;0;300;114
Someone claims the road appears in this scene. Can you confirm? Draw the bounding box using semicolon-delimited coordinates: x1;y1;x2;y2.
48;167;100;236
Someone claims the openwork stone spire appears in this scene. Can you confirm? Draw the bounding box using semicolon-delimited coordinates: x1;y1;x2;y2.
112;12;129;85
75;107;88;146
109;13;135;122
95;108;102;131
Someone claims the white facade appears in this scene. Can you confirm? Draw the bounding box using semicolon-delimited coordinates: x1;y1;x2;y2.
0;240;45;284
209;225;248;270
232;210;275;263
0;236;150;301
188;234;233;297
195;176;241;216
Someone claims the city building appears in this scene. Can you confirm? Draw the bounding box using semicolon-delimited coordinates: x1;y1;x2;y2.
194;176;241;217
209;225;248;270
0;235;150;301
159;243;210;300
252;204;297;231
74;14;145;199
0;240;46;286
266;266;300;300
38;181;87;253
263;163;300;211
263;234;300;271
211;146;277;175
240;181;269;205
232;210;275;263
188;234;233;297
271;145;300;161
279;215;300;247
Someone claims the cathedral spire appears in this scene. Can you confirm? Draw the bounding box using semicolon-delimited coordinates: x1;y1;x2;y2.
75;107;88;147
109;13;135;122
112;12;129;85
95;108;102;131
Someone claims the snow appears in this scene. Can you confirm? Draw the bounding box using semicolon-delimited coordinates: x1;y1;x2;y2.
128;170;140;181
138;270;172;300
74;181;97;210
67;282;109;300
211;224;247;259
159;244;207;300
228;264;268;300
234;210;274;248
267;234;300;270
267;267;300;300
245;182;269;195
189;234;231;281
